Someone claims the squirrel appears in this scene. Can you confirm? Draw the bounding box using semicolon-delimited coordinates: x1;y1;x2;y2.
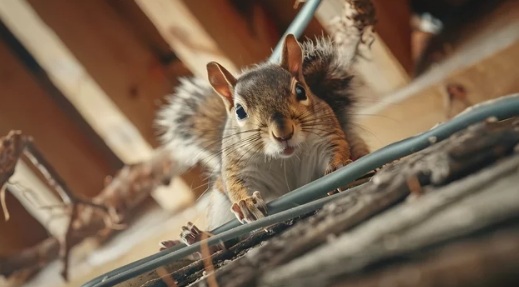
156;34;369;250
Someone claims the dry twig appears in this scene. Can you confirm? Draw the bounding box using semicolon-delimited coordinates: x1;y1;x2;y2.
0;130;30;220
0;130;176;282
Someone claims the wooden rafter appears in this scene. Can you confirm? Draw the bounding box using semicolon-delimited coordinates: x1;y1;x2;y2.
0;0;198;210
136;0;239;78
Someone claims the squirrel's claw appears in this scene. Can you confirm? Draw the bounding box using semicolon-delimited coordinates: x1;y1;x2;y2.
231;191;268;224
180;221;204;245
179;222;224;254
325;159;353;195
159;239;182;251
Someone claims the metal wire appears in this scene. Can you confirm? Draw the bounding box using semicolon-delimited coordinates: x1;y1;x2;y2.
269;0;323;63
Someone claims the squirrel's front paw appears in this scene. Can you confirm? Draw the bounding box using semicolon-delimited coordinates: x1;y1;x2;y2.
325;159;352;195
231;191;268;224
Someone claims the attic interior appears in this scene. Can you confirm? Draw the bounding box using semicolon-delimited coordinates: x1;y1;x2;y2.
0;0;518;286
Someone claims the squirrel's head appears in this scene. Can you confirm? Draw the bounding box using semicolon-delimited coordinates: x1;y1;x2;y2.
207;34;319;159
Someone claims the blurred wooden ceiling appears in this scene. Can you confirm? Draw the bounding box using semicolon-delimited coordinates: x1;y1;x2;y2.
0;1;518;284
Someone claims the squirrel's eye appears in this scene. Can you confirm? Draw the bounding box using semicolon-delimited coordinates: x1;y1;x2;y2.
235;104;248;120
295;83;307;101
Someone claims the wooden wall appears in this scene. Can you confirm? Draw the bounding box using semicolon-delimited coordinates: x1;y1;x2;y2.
0;0;517;281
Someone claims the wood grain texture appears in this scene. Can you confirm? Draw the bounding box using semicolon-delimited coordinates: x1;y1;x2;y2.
182;0;274;68
0;40;115;198
26;0;175;147
360;42;519;151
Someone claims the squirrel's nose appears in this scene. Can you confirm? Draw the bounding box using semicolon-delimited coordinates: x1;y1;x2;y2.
270;112;294;142
272;125;294;142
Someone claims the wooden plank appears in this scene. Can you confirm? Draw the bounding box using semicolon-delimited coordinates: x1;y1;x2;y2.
356;0;519;150
181;0;274;67
0;0;204;209
371;0;413;74
105;0;192;81
0;40;115;198
0;0;153;163
106;0;178;65
136;0;238;77
360;41;519;151
136;0;324;74
24;0;175;148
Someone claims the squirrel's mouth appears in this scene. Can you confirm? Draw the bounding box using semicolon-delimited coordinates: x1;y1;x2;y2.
277;141;297;158
281;145;295;156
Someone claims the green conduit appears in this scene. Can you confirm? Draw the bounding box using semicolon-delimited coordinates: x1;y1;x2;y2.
83;0;519;284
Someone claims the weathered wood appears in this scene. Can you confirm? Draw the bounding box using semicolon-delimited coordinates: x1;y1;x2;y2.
8;160;69;237
140;220;306;287
262;154;519;286
331;225;519;287
181;117;519;287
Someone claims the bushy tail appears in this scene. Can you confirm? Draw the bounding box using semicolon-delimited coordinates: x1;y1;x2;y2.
155;77;226;174
301;0;375;157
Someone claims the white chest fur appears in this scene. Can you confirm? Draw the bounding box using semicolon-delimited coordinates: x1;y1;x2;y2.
204;135;332;229
240;140;331;201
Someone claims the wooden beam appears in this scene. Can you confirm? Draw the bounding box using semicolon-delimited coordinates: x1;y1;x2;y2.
105;0;193;81
136;0;238;77
0;40;116;198
0;0;203;209
315;0;410;95
136;0;328;75
22;0;177;148
181;0;274;67
371;0;413;74
360;40;519;151
0;0;153;163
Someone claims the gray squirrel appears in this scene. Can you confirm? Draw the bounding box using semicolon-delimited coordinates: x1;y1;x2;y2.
156;34;370;249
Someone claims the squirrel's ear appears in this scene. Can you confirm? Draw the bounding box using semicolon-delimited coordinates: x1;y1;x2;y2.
207;62;237;110
280;34;303;78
